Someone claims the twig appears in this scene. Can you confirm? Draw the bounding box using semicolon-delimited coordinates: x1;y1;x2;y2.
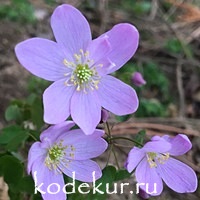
176;62;185;118
186;26;200;43
98;0;108;34
110;121;199;137
149;0;158;20
158;3;193;59
164;0;186;21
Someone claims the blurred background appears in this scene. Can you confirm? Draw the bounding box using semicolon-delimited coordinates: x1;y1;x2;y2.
0;0;200;199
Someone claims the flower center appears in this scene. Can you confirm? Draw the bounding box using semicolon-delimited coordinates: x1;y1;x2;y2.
74;64;93;84
63;49;101;93
49;145;65;161
45;141;67;172
147;152;169;168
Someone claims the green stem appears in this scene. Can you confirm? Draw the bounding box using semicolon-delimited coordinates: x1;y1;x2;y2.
105;121;111;138
110;136;143;147
28;132;37;141
112;146;120;170
105;122;120;169
106;144;113;166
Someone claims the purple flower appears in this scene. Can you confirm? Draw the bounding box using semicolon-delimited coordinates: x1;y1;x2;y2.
126;134;197;196
131;72;146;87
15;4;139;135
28;121;107;200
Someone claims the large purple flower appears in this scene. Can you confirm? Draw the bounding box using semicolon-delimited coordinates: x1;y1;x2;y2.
125;134;197;196
15;4;139;135
28;121;107;200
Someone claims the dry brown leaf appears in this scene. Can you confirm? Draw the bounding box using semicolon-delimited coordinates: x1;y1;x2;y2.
166;0;200;22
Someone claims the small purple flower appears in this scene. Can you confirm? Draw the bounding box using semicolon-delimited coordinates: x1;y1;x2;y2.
126;134;197;196
28;121;107;200
131;72;146;87
15;4;139;135
101;108;109;123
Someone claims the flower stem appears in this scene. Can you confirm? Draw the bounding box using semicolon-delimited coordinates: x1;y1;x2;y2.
110;137;143;147
112;145;120;170
106;144;113;166
28;132;37;141
104;122;120;169
105;121;111;138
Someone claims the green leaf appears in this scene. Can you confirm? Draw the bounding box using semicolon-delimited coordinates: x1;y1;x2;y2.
16;176;35;194
134;130;146;147
6;131;28;152
115;169;131;181
0;125;28;151
5;105;22;122
33;194;43;200
0;155;23;185
122;0;151;15
30;97;43;129
0;126;23;144
115;114;131;122
95;166;117;192
91;165;117;199
87;166;117;200
136;98;166;117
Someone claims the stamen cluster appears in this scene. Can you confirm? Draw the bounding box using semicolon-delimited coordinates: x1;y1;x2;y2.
63;49;101;93
147;152;169;168
45;141;67;172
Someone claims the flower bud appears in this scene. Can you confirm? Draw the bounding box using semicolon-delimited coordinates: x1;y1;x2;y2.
131;72;146;87
101;109;109;123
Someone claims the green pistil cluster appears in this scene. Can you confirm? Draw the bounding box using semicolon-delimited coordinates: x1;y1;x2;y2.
63;49;101;92
49;145;65;161
75;64;93;84
45;142;67;171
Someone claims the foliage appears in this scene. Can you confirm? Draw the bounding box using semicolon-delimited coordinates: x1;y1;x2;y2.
0;0;35;23
121;0;151;15
136;98;166;117
115;61;170;118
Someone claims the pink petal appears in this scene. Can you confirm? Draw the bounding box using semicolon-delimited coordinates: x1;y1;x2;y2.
157;157;197;193
142;140;171;153
163;134;192;156
15;38;68;81
58;129;107;160
95;58;116;76
126;147;145;173
40;121;75;143
70;90;101;135
31;156;65;200
51;4;91;55
98;75;138;115
99;23;139;73
135;158;163;196
87;36;111;64
43;79;75;124
59;159;102;182
27;142;47;174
